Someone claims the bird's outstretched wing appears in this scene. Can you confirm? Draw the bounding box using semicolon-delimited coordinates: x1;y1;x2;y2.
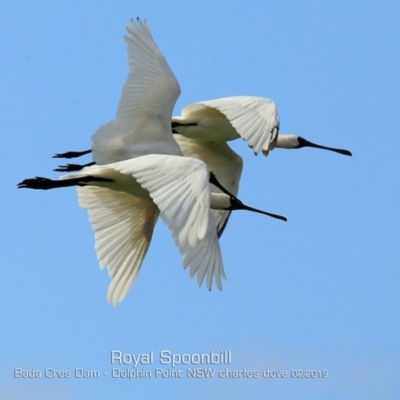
112;155;210;247
179;215;226;290
111;154;225;289
78;185;159;305
182;96;280;156
92;19;181;163
174;135;243;237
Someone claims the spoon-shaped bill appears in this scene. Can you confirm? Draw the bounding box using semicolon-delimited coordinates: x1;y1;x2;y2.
297;137;352;156
209;172;287;222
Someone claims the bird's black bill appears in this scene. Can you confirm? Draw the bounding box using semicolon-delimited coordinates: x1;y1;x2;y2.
17;175;112;190
53;149;92;159
230;198;287;222
297;137;352;156
209;172;287;221
54;161;96;172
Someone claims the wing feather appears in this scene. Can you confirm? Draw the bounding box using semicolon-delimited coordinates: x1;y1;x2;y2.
179;216;226;290
77;185;159;305
111;155;211;248
91;19;182;161
116;19;180;139
197;96;280;155
110;154;226;289
174;135;243;237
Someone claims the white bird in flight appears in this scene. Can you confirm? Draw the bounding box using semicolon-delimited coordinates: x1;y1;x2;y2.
55;95;351;234
170;96;352;232
18;19;285;304
171;96;352;157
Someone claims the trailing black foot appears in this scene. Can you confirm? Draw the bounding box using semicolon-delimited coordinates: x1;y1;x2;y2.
54;162;96;172
17;175;113;190
17;177;61;190
53;149;92;159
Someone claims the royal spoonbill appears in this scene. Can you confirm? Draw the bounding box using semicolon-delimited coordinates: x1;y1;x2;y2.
18;19;286;304
18;154;285;304
53;134;244;237
54;95;351;165
171;96;352;157
53;95;352;234
169;97;351;232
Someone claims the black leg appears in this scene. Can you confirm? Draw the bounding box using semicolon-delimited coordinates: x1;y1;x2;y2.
17;175;112;190
54;162;96;172
53;149;92;159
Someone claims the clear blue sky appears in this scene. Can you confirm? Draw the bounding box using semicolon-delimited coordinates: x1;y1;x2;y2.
2;1;399;399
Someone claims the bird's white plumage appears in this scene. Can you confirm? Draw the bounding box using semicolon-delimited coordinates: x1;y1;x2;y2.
174;135;243;236
78;185;159;305
179;218;225;290
110;155;212;248
92;19;182;163
69;20;226;302
62;152;226;301
176;96;280;156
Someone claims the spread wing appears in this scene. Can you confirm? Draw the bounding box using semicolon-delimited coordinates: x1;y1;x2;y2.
179;214;226;290
111;154;226;289
183;96;280;156
77;185;159;305
92;18;181;162
111;155;211;247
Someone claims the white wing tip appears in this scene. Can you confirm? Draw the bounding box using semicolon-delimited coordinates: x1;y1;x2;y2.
187;262;227;291
107;282;127;306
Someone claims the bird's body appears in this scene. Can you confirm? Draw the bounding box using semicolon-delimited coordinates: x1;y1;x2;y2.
19;19;226;304
170;96;351;231
67;154;226;303
172;96;280;155
20;149;284;303
172;96;352;157
18;19;286;304
53;94;351;237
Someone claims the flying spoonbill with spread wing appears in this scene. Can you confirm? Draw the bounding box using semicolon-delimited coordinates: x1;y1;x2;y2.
54;95;351;235
170;96;352;232
171;96;352;157
18;19;286;304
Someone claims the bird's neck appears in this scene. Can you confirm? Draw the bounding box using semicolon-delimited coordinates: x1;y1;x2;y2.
275;134;299;149
210;193;231;210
